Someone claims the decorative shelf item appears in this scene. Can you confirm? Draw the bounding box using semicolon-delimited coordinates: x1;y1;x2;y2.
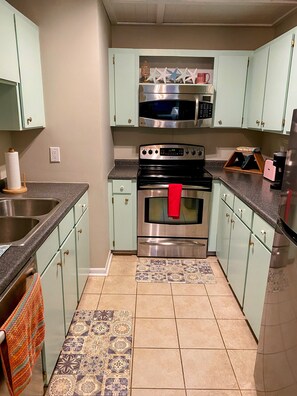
224;147;265;175
139;67;213;85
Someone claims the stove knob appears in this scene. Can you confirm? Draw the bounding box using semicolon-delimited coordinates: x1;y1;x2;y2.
155;150;158;154
198;150;203;157
191;150;196;155
148;149;153;155
185;150;189;155
142;150;147;155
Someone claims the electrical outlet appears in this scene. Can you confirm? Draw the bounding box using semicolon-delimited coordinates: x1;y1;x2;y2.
49;147;61;163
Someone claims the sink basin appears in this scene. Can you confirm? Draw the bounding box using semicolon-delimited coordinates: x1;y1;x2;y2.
0;198;60;217
0;217;40;244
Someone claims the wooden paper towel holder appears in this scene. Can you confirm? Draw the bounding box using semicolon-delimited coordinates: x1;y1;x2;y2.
3;174;28;194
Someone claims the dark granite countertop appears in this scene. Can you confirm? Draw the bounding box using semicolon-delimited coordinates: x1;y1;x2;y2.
0;182;88;297
108;159;281;227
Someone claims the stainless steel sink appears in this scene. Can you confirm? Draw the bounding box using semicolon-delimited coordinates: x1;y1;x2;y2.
0;198;60;245
0;198;60;217
0;217;40;244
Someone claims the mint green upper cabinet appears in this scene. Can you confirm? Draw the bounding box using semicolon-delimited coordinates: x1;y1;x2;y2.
109;50;138;127
284;30;297;133
0;1;19;83
247;32;294;133
262;33;293;132
14;14;45;129
246;46;269;130
213;55;249;128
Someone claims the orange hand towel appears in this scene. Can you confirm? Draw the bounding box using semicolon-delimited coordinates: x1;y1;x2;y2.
168;184;183;218
0;273;45;396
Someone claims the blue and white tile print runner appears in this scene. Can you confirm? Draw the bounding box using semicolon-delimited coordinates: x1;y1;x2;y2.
47;310;132;396
136;258;216;284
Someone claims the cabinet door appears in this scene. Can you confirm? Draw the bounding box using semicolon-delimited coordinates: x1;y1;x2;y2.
0;2;19;82
75;210;90;300
61;229;77;333
214;55;249;128
111;51;138;126
246;46;269;130
243;234;271;339
284;30;297;133
113;193;136;251
262;32;293;132
41;251;65;384
227;213;251;306
216;199;233;275
14;14;45;128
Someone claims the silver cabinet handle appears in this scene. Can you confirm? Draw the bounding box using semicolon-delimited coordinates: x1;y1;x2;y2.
120;186;124;192
256;120;260;125
125;198;129;204
27;117;32;125
78;229;83;234
64;249;70;256
218;120;222;125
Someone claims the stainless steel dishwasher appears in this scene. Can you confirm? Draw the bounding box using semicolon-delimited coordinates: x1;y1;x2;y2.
0;257;45;396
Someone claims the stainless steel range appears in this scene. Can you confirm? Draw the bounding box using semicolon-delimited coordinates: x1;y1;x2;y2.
137;143;212;258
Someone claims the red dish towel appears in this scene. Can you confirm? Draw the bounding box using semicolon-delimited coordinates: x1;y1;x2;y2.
0;273;45;396
168;183;183;218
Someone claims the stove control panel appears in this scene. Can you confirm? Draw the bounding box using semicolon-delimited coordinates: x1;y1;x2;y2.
139;144;205;161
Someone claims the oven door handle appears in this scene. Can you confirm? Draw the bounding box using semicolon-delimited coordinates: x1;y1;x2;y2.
194;96;199;126
139;239;206;247
138;184;210;190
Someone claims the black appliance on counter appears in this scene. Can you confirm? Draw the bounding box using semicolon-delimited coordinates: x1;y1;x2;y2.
137;143;212;258
254;109;297;395
270;151;287;190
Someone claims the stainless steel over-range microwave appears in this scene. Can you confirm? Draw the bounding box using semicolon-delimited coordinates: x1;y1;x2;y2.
139;84;214;128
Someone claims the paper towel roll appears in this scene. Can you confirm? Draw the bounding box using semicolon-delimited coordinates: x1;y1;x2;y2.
5;149;21;190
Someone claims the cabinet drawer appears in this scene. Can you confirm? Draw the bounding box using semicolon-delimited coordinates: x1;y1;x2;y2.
59;209;74;245
234;196;253;228
220;184;234;209
112;180;132;194
74;191;88;223
36;227;59;274
252;213;274;251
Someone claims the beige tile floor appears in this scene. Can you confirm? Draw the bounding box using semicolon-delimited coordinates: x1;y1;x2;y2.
78;255;258;396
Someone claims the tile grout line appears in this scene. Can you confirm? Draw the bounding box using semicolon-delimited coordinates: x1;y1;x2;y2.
171;282;187;394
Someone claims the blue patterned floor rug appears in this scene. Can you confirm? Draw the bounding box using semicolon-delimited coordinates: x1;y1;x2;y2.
136;258;216;284
47;310;132;396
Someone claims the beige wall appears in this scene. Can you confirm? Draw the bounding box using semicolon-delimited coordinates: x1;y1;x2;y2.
6;0;113;270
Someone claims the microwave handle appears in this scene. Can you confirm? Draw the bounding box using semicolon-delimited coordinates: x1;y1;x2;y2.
194;97;199;126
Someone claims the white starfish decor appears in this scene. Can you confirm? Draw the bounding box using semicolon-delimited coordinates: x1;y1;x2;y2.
156;67;171;83
186;68;198;84
146;68;160;83
175;68;189;84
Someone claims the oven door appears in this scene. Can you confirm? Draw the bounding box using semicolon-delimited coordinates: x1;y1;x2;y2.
137;185;210;257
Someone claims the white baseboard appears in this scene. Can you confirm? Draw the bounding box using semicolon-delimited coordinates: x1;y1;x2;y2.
88;251;113;276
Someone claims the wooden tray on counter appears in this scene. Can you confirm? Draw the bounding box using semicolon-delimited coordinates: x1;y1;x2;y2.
224;151;265;175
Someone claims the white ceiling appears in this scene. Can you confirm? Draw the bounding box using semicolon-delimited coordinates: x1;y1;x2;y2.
102;0;297;27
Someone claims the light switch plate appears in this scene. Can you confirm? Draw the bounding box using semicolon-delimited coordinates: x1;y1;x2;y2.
49;147;61;163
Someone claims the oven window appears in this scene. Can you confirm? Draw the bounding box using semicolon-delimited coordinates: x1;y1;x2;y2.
144;197;203;224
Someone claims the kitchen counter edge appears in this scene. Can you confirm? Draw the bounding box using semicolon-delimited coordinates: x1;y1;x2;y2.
0;182;89;297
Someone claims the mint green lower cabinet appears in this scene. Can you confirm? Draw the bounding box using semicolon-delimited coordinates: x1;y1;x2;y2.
109;180;137;251
60;229;77;333
227;214;251;306
41;251;65;384
216;199;233;275
243;234;271;339
75;210;90;299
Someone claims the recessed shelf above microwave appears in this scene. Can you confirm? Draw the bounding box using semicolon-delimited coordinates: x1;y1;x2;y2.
139;56;214;85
